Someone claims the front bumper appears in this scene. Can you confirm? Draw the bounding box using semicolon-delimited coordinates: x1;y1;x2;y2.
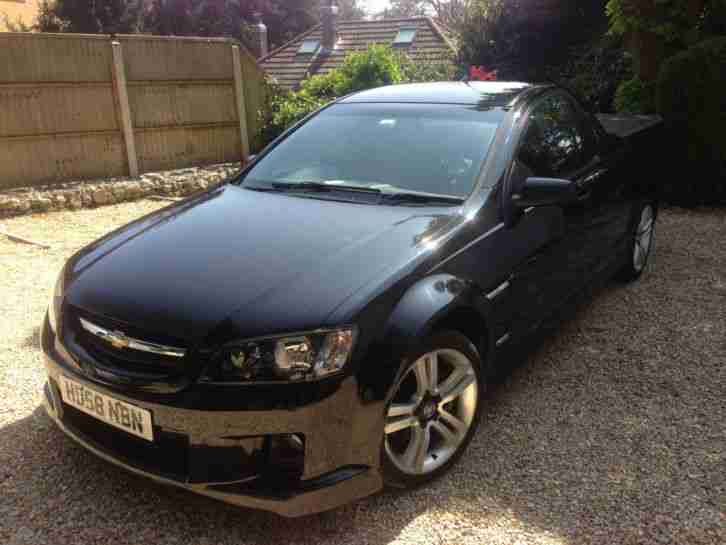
41;319;384;517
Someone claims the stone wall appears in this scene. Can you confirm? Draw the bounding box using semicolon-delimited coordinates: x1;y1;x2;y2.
0;163;241;218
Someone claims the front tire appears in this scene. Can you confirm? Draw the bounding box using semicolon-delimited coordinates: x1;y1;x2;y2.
381;330;484;489
616;202;656;282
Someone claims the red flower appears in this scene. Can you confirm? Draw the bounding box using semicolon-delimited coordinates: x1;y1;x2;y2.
469;66;498;81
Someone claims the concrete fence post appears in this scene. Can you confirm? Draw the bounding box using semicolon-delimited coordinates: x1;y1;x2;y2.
231;43;250;162
110;40;139;177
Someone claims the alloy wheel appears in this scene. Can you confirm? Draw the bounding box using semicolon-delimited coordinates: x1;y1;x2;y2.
633;204;655;272
384;349;478;475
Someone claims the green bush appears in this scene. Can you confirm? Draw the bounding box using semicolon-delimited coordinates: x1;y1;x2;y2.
258;45;453;144
614;76;655;114
397;54;458;83
656;37;726;206
564;34;633;113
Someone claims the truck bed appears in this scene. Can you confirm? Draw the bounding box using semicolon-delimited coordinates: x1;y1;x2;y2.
597;114;663;139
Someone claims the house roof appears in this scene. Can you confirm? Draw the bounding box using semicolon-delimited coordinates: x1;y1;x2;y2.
259;17;457;91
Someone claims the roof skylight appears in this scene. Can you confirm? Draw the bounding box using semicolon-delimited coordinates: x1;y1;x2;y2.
393;27;417;46
298;39;320;55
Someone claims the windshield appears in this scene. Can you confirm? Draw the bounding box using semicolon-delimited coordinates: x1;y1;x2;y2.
240;103;504;200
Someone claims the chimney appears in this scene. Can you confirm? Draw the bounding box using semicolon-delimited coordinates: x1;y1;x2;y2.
253;12;268;58
320;0;339;53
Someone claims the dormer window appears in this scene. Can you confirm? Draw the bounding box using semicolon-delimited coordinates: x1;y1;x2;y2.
298;39;321;55
393;26;417;46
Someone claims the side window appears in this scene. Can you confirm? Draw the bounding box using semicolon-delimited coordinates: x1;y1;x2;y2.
517;94;590;178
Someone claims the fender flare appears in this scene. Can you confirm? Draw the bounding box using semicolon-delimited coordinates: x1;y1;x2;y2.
380;274;493;375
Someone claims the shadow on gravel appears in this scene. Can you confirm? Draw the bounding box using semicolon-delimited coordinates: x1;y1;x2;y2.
2;282;724;544
21;326;40;349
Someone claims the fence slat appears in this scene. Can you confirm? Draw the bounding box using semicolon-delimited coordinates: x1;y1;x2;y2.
231;44;250;161
0;33;264;190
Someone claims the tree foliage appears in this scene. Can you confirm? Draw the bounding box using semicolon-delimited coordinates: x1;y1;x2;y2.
656;36;726;205
36;0;144;33
379;0;430;18
36;0;365;49
259;45;454;144
605;0;726;81
458;1;608;80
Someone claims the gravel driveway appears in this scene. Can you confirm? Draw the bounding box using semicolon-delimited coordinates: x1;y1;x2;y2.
1;201;724;545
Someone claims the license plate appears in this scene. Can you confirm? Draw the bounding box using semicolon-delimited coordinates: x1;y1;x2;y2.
59;376;154;442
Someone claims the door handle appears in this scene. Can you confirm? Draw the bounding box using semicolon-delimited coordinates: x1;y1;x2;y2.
577;188;593;202
582;168;607;185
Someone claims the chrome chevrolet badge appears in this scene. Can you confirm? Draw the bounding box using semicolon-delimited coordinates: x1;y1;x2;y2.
230;350;246;369
105;330;131;350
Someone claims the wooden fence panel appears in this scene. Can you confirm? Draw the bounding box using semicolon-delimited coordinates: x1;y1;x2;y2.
0;132;126;185
0;33;265;190
128;82;238;129
119;36;233;82
136;125;241;173
0;33;112;83
0;83;118;138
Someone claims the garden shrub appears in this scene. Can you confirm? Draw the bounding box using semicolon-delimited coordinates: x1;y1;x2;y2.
397;54;458;83
656;37;726;206
564;34;633;113
258;45;454;144
614;76;655;114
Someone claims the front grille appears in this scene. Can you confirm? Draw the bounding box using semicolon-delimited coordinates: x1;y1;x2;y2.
61;402;189;480
65;305;187;379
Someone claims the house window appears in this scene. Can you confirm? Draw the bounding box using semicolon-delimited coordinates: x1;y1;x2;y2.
393;27;417;46
297;39;320;55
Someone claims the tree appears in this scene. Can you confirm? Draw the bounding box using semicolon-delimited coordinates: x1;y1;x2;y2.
37;0;144;33
605;0;723;82
379;0;429;18
336;0;367;19
427;0;470;29
38;0;320;49
458;1;608;79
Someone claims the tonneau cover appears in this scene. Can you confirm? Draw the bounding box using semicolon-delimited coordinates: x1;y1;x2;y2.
597;114;663;139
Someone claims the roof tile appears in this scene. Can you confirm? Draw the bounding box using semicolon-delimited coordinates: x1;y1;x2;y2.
259;17;456;90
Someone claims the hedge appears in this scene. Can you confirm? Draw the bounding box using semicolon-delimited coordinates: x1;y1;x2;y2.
656;37;726;206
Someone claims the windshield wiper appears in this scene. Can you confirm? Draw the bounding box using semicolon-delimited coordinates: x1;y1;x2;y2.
270;181;382;194
379;191;465;206
247;180;464;205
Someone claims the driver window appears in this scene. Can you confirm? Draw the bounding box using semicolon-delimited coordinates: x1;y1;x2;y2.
517;94;589;178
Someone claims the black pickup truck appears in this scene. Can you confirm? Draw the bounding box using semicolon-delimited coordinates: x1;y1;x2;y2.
41;82;661;516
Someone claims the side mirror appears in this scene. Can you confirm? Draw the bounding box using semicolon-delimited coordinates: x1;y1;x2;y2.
512;177;577;208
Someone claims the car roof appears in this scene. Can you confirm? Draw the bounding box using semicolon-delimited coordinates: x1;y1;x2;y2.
340;81;551;108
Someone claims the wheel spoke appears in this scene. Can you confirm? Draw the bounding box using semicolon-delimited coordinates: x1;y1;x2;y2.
634;240;644;267
411;358;429;397
438;408;468;437
430;419;462;448
438;370;476;406
387;400;418;418
402;423;430;473
385;416;417;435
637;219;653;236
425;352;439;393
638;227;653;246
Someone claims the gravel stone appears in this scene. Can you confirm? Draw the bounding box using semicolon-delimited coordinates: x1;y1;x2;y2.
0;203;724;545
29;197;52;211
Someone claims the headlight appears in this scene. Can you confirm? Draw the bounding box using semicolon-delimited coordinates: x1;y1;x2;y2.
48;266;66;333
201;328;356;383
